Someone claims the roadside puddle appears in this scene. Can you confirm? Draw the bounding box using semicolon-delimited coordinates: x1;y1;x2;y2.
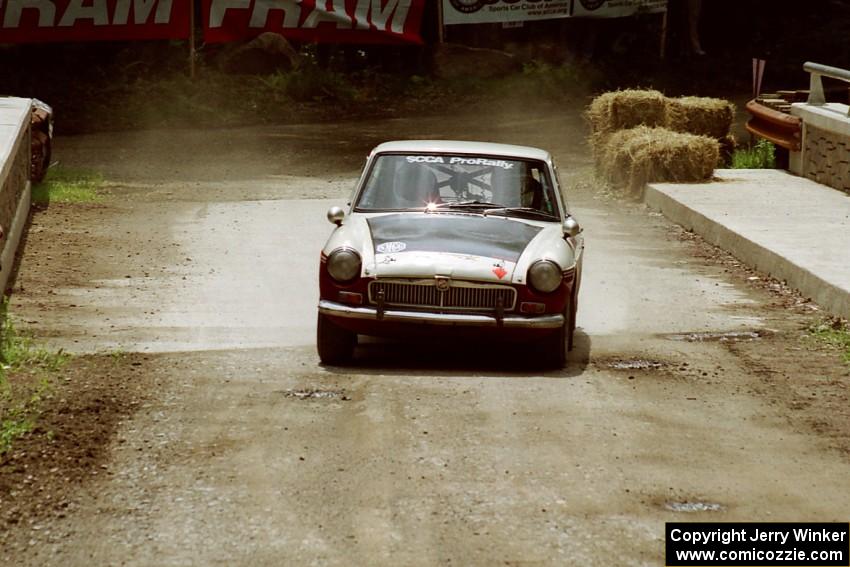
607;359;666;371
665;501;724;513
595;355;670;372
665;330;767;343
277;388;351;401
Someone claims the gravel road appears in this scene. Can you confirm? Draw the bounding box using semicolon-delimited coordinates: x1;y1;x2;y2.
2;110;849;566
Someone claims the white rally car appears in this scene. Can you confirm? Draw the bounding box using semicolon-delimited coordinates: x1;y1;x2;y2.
317;140;584;368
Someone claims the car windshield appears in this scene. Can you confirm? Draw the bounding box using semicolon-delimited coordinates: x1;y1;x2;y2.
355;154;559;218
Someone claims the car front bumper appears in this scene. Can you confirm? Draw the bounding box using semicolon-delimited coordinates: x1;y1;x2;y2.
318;300;564;329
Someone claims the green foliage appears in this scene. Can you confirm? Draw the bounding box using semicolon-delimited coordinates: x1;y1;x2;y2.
731;138;776;169
0;302;69;454
108;348;128;363
809;319;850;364
6;40;607;134
0;377;50;454
0;307;69;373
399;60;598;116
275;65;358;103
470;61;594;99
32;168;104;205
519;60;599;97
59;64;362;132
0;412;35;454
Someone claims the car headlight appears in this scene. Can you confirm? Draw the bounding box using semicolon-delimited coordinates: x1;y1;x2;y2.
527;260;563;293
327;249;361;283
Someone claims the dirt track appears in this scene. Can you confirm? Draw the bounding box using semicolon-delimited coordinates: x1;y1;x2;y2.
2;111;849;565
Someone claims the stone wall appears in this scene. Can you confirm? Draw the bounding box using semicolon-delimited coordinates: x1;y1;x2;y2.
0;123;29;235
790;102;850;195
0;97;32;295
802;123;850;194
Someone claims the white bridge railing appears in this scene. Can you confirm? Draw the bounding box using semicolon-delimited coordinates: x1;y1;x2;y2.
804;61;850;111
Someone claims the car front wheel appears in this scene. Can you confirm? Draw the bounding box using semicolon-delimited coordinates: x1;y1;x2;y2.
538;301;572;369
317;312;356;365
567;286;578;353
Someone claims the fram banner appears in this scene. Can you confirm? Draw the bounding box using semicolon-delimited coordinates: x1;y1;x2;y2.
0;0;190;42
203;0;426;44
571;0;667;18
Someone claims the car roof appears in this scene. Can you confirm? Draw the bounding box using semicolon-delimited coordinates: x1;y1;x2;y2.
371;140;551;162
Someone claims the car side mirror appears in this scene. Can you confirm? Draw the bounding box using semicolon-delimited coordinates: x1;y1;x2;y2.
327;206;345;226
563;216;581;238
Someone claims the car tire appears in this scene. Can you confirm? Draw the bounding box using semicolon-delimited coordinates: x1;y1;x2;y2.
31;131;50;184
567;287;577;352
317;312;356;365
539;304;568;369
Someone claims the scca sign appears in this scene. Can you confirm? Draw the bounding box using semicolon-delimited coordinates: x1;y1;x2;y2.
442;0;571;24
0;0;190;42
442;0;666;24
203;0;425;44
571;0;667;17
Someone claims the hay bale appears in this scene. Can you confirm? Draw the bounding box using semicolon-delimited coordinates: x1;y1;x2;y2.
586;89;668;136
599;126;719;195
718;134;737;166
665;96;735;139
589;130;613;168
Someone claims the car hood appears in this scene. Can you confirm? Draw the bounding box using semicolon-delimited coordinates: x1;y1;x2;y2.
366;214;543;282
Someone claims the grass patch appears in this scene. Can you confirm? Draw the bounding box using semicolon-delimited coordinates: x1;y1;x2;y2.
13;50;602;133
730;138;776;169
808;318;850;364
108;348;128;364
32;168;104;205
111;64;360;128
52;64;363;132
0;303;70;454
511;60;599;100
419;60;597;107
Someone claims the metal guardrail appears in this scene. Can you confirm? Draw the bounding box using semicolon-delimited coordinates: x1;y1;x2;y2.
745;100;802;151
804;61;850;110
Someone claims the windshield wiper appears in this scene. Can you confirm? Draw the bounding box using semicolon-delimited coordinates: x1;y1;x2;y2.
428;200;505;211
482;207;558;220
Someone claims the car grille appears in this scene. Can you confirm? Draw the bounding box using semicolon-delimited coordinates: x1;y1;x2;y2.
368;280;517;312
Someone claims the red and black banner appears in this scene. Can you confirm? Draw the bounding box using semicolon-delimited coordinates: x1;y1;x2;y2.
203;0;425;45
0;0;425;44
0;0;191;43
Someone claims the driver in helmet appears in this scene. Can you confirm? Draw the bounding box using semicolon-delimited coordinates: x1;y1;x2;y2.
393;161;441;208
491;165;543;210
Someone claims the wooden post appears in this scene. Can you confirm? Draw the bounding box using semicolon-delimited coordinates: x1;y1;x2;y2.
659;0;668;59
437;0;445;44
189;0;197;79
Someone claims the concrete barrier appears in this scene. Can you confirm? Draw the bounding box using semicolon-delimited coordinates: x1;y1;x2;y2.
0;97;33;296
646;170;850;320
